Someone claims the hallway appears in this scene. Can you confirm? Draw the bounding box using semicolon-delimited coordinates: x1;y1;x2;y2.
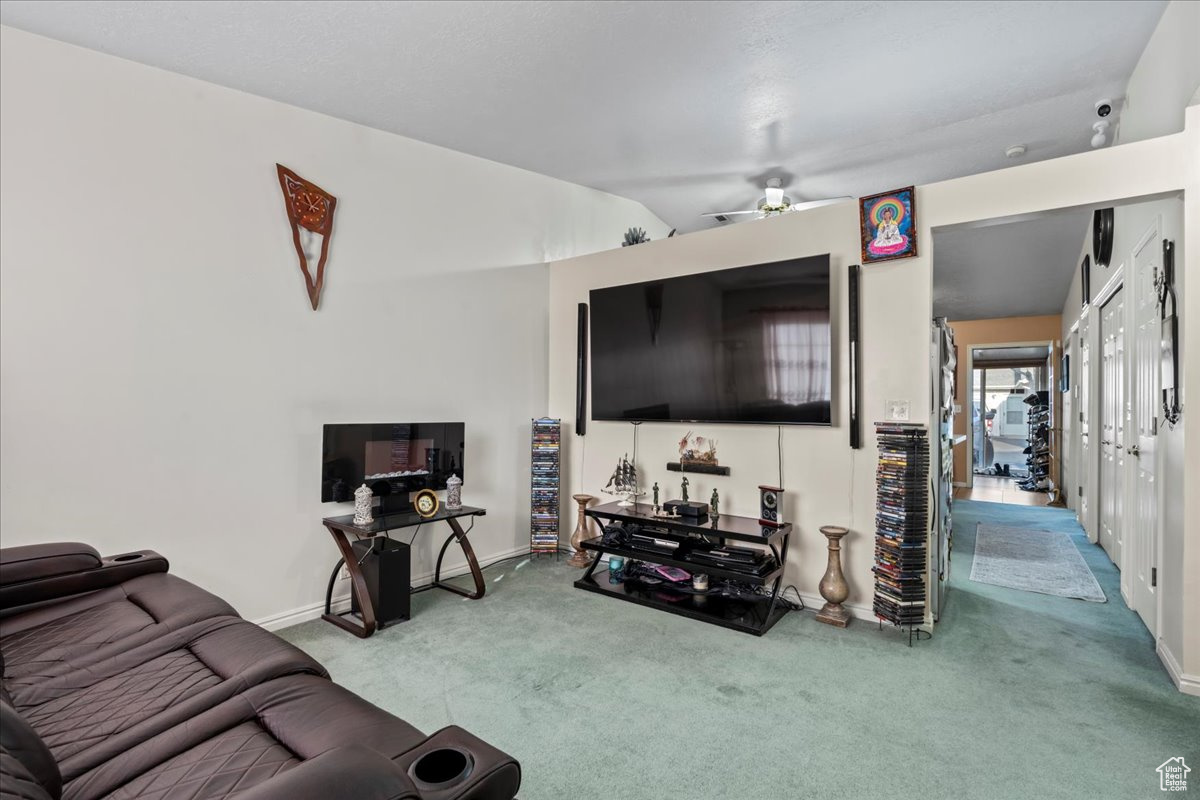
941;499;1198;791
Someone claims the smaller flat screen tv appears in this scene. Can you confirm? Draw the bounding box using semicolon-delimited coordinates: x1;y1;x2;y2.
322;423;464;504
589;254;832;425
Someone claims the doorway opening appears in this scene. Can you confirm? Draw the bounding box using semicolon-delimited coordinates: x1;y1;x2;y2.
932;192;1183;644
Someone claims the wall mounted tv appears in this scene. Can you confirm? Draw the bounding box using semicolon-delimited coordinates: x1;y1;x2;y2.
589;255;832;425
322;423;464;508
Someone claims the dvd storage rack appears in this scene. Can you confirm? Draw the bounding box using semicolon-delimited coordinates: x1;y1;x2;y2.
530;418;561;557
873;422;930;645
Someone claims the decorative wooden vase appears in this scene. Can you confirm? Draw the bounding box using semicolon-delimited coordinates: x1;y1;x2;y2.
816;525;851;627
568;494;597;568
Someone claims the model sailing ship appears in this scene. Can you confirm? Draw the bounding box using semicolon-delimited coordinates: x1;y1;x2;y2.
602;453;644;507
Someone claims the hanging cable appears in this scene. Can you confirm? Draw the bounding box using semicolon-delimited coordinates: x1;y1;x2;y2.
777;425;783;487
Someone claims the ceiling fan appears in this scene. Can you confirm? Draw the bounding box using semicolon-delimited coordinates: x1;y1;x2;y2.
702;177;850;222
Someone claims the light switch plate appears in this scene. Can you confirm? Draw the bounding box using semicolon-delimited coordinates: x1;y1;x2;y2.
886;399;911;421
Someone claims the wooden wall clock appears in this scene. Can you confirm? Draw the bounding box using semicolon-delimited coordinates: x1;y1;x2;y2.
277;164;337;310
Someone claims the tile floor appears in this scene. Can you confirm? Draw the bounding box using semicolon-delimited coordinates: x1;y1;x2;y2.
953;474;1052;506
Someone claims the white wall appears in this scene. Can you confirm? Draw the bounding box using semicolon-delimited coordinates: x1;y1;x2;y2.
0;27;667;624
1116;0;1200;145
548;110;1198;688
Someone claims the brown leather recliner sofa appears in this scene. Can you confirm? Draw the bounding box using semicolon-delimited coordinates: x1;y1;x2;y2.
0;543;520;800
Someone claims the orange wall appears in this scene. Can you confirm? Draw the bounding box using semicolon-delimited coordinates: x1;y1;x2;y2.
947;314;1062;483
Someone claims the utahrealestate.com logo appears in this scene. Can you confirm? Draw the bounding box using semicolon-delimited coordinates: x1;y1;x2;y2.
1158;757;1190;792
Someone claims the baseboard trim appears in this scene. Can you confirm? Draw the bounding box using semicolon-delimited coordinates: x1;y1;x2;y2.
253;550;900;633
792;591;878;624
1157;640;1200;697
252;543;533;631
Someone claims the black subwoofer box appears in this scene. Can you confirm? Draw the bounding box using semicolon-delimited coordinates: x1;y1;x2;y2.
350;537;411;626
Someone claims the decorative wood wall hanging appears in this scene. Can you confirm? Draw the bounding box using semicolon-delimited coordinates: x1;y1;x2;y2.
276;164;337;310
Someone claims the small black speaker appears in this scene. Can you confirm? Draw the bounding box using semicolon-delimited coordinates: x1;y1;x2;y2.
849;264;862;449
350;537;410;627
576;303;588;436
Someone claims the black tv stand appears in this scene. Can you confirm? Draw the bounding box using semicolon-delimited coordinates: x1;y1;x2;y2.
574;501;792;636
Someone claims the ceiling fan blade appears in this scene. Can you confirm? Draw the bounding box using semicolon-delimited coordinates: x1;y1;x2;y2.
784;196;853;212
700;210;762;217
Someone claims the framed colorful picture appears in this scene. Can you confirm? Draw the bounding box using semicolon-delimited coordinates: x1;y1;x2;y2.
859;186;917;263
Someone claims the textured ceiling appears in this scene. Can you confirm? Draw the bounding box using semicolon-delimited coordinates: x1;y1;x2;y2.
0;0;1166;233
933;209;1091;321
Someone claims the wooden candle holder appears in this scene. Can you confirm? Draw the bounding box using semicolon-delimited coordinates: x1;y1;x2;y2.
568;494;597;568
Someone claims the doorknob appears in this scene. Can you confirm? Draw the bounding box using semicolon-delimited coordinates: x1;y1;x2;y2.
1128;445;1141;457
1101;440;1112;445
1115;443;1123;450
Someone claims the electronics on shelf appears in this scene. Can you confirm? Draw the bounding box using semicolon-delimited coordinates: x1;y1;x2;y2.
576;502;793;635
662;499;708;518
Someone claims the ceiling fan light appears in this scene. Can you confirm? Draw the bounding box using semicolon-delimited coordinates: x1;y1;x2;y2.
765;187;785;206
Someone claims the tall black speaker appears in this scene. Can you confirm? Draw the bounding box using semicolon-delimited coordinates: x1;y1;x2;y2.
350;537;410;627
576;303;588;436
848;264;862;449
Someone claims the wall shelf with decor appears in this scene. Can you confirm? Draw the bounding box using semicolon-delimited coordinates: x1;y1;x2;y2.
530;418;561;557
665;462;731;476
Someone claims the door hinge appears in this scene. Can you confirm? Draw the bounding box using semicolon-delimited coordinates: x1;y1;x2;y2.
1078;485;1083;497
1152;417;1157;436
1079;411;1084;422
1151;567;1157;588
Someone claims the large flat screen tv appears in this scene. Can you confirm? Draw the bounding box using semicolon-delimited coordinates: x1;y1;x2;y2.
322;423;464;504
589;255;831;425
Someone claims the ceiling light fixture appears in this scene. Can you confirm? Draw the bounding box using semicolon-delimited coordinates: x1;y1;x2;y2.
1005;144;1027;158
764;177;785;207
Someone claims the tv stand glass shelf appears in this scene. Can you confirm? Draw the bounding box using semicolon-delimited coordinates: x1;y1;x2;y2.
574;501;791;636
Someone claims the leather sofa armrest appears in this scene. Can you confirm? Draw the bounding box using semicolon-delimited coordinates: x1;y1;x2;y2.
0;542;102;585
393;726;521;800
230;747;420;800
0;547;169;613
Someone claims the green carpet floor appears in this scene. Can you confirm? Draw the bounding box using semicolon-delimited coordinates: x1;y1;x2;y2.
279;499;1199;800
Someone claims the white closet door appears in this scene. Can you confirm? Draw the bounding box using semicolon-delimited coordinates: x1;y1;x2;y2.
1098;290;1124;569
1129;222;1160;633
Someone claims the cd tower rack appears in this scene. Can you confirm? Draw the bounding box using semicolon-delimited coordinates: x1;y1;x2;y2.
873;422;930;645
530;418;561;557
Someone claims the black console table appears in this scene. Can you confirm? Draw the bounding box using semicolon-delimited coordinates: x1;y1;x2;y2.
575;502;791;636
322;506;487;638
